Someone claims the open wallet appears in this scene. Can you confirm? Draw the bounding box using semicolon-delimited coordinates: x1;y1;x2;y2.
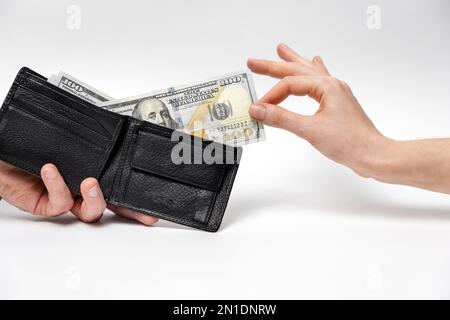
0;67;242;232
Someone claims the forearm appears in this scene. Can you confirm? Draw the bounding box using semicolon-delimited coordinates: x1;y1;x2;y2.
355;137;450;194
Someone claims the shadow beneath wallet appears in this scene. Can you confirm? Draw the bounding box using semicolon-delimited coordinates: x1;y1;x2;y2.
100;213;194;231
0;207;195;231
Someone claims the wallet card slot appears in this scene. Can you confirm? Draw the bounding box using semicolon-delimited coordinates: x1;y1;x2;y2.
0;105;108;192
130;131;227;192
17;82;112;141
11;91;110;150
22;75;119;139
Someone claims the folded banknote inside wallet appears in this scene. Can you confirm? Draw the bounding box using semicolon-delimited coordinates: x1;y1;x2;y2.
0;67;242;232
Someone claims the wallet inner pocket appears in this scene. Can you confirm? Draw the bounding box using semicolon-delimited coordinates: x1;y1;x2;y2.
124;170;216;223
0;105;110;192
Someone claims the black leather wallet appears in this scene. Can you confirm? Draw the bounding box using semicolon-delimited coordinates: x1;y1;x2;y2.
0;67;242;231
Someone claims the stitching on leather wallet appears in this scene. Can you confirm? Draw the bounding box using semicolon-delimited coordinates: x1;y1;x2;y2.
94;116;125;194
111;119;136;202
199;191;218;225
120;122;140;201
107;199;208;231
207;165;240;231
0;69;27;122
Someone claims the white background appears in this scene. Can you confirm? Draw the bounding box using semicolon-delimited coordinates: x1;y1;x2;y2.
1;0;450;299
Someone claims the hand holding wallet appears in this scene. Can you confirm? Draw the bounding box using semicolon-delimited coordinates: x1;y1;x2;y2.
0;68;242;231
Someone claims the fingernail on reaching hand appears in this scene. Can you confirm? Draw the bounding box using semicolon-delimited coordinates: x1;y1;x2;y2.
250;104;267;121
88;186;98;198
44;168;57;179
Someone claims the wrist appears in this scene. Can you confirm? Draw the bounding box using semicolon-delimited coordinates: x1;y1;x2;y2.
349;134;398;181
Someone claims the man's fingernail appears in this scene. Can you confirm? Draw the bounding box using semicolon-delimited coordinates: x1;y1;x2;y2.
45;169;57;179
88;186;98;198
250;104;267;121
314;56;323;63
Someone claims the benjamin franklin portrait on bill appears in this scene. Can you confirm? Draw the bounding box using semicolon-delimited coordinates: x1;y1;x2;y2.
132;98;177;129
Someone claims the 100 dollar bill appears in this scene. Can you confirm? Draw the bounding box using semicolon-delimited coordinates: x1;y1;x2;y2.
48;71;113;105
99;70;265;146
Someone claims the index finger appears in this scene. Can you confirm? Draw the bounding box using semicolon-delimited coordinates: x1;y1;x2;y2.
247;59;317;79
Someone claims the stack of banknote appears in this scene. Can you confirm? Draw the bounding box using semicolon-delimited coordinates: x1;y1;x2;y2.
48;70;265;146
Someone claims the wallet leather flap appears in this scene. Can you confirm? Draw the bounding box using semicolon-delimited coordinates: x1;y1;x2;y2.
130;131;227;192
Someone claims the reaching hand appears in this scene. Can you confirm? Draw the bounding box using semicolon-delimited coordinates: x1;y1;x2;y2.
248;43;388;174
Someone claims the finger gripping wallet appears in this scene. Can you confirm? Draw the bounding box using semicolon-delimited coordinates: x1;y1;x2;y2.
0;67;242;232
